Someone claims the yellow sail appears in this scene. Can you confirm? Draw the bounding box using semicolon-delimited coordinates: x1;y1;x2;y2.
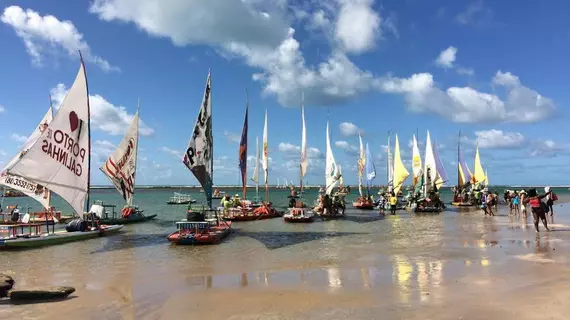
472;145;486;185
393;134;410;194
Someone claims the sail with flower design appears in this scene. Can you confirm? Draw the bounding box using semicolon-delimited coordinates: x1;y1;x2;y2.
357;133;365;197
411;134;422;189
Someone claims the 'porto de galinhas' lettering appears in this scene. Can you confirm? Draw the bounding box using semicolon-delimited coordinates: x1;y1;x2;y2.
41;126;86;177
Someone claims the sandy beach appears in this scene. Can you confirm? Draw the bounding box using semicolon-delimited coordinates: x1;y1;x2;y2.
2;191;570;320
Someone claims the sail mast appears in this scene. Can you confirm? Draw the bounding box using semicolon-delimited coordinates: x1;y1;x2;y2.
239;87;249;200
262;109;269;202
133;99;140;206
78;51;92;213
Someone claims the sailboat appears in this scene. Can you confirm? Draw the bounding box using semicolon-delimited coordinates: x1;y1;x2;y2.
167;71;232;245
226;105;280;221
250;136;262;207
1;56;123;249
414;131;444;213
97;103;157;224
452;132;475;206
0;102;68;225
392;134;410;209
284;97;314;223
316;121;344;219
352;142;375;210
471;144;487;188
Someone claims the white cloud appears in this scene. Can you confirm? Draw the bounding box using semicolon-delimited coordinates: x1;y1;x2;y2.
530;139;563;157
454;1;494;27
435;46;457;68
380;71;555;123
160;146;182;159
10;133;27;143
87;0;554;126
456;67;474;76
223;131;241;144
278;142;323;158
0;105;5;113
1;6;118;72
492;70;519;87
50;84;154;136
335;0;381;54
339;122;363;136
92;140;116;162
473;129;525;149
335;140;358;155
89;0;388;108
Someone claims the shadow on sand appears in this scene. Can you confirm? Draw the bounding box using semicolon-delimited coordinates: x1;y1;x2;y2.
233;230;365;250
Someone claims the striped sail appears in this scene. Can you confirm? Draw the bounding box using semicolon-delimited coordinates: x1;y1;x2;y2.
100;107;139;205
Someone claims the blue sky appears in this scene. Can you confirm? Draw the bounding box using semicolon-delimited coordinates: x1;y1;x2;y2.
0;0;569;186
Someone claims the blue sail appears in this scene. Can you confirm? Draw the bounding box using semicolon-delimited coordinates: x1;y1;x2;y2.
365;143;376;195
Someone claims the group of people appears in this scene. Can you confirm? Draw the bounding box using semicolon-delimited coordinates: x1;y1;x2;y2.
314;190;346;216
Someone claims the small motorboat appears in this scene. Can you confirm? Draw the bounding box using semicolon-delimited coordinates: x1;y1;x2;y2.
167;218;231;245
167;192;196;205
283;207;314;223
93;201;157;225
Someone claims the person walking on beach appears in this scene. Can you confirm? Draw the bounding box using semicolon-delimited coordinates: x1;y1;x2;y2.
519;190;527;217
523;188;551;232
545;187;557;216
512;192;520;215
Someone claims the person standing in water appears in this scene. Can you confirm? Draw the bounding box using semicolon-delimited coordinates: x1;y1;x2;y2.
523;188;551;232
545;187;557;216
519;190;527;217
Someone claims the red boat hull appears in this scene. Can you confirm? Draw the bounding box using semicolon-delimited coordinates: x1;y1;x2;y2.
167;222;232;245
352;202;375;210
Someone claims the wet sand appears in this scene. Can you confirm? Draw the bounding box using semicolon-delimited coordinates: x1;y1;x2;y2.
2;199;570;319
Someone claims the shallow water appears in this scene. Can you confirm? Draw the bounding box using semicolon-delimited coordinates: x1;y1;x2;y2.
1;187;570;319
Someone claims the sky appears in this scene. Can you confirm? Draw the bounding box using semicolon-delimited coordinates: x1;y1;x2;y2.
0;0;569;187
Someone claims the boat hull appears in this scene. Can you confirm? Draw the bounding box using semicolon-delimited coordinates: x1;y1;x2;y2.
352;202;375;210
283;208;314;223
226;213;279;222
167;223;232;245
451;202;475;207
99;214;157;225
0;225;124;249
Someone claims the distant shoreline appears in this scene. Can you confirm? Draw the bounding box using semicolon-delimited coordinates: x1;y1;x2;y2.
89;185;570;190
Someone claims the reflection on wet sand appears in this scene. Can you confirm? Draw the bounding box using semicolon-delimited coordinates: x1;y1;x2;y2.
327;267;343;292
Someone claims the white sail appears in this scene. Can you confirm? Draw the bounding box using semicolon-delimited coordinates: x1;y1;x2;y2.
262;109;269;185
423;131;437;195
0;107;53;209
300;97;307;178
100;107;139;205
411;134;422;188
251;137;259;183
325;121;340;195
6;61;90;215
182;71;213;207
387;133;393;186
358;133;365;197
